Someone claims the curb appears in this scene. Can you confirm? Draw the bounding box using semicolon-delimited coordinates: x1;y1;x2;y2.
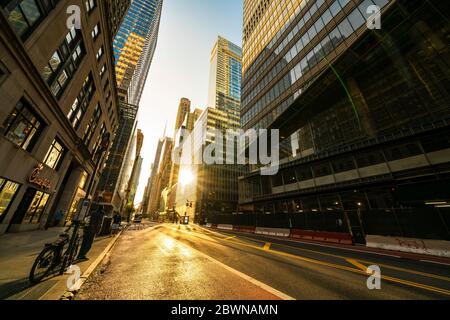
60;230;123;300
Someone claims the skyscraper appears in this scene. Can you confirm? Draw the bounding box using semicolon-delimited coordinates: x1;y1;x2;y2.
175;36;243;223
113;0;163;104
208;36;242;123
141;138;164;215
147;136;173;217
239;0;450;244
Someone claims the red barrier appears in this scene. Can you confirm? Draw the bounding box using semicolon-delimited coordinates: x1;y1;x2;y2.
290;229;353;245
233;225;256;233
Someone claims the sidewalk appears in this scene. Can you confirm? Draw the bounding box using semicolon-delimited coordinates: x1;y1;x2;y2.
0;228;120;300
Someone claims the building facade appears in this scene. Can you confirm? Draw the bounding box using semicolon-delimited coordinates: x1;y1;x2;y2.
147;136;173;217
113;0;163;104
238;0;450;243
0;0;124;234
166;98;202;212
175;107;243;224
125;129;144;206
96;102;138;215
141;137;163;215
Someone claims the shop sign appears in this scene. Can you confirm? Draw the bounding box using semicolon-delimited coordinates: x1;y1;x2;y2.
28;164;51;190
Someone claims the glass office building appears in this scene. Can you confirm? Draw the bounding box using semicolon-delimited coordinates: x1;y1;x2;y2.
113;0;163;105
237;0;450;243
208;36;243;124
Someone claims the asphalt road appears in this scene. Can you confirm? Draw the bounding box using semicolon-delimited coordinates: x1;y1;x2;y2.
76;224;450;300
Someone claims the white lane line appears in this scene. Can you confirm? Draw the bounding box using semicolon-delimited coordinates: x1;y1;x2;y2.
166;234;295;301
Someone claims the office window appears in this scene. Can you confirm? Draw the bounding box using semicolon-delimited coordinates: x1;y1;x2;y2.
23;190;50;224
44;139;65;170
83;104;102;146
96;46;104;60
99;64;106;77
4;0;61;40
85;0;96;13
385;143;423;161
1;98;43;151
41;28;85;98
5;0;41;37
67;73;96;128
91;23;100;39
0;178;20;222
0;61;8;86
65;26;77;45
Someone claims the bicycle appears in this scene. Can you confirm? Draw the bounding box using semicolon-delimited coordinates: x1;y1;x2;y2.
29;222;82;284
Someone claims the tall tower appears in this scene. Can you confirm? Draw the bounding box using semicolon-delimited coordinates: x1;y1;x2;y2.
113;0;163;105
208;36;242;125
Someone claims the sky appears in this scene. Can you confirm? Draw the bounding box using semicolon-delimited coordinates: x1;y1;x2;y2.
134;0;244;206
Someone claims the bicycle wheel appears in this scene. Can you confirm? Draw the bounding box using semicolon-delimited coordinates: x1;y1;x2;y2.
29;247;57;284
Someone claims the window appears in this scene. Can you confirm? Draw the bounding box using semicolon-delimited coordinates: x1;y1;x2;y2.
41;29;85;98
4;0;60;40
5;0;41;38
385;143;422;161
1;98;44;151
332;157;356;173
83;104;102;147
23;190;50;224
91;23;100;39
0;61;8;86
99;64;106;78
96;46;104;60
65;26;77;45
92;123;106;161
85;0;96;13
44;139;65;170
0;178;20;222
67;73;95;128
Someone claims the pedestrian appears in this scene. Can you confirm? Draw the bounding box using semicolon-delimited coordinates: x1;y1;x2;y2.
112;212;122;235
54;209;64;227
78;204;105;260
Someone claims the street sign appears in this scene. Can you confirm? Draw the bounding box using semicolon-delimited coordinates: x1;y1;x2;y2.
73;199;91;222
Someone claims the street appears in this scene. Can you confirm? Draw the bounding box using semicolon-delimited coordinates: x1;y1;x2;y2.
76;224;450;300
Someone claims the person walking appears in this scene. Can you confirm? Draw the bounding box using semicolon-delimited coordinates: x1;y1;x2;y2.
54;209;64;227
77;204;105;260
112;212;122;235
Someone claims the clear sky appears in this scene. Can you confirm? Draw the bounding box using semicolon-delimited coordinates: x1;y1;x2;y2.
134;0;244;206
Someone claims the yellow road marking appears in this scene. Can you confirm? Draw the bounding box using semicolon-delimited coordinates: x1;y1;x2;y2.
263;242;272;251
346;259;367;271
224;236;237;241
227;232;450;283
161;226;450;297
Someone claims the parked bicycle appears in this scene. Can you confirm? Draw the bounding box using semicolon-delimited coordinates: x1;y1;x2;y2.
29;222;82;284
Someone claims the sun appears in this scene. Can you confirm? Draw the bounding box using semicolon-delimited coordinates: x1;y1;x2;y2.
179;169;194;186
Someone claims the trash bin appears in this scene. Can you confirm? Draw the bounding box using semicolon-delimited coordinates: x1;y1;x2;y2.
99;216;113;236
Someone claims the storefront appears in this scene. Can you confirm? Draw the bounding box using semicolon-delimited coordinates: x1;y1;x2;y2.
0;178;21;224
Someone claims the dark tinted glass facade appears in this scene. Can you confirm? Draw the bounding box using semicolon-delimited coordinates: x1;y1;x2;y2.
238;0;450;243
